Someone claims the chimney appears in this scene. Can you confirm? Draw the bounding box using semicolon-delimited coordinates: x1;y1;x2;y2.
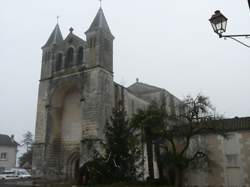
10;134;14;142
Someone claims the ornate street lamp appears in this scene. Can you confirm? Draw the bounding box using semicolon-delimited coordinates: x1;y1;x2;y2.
209;10;227;35
209;10;250;48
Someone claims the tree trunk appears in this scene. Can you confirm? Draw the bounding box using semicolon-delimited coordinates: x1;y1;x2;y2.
145;130;154;180
174;167;183;187
154;143;163;180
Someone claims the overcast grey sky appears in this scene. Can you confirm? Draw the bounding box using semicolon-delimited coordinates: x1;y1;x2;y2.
0;0;250;144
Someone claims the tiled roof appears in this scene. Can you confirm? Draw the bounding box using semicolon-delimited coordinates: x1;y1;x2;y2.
170;117;250;135
212;117;250;132
0;134;18;147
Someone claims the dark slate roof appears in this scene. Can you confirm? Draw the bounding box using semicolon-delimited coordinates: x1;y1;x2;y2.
85;8;113;37
128;81;164;95
212;117;250;132
42;24;63;48
0;134;18;147
172;117;250;136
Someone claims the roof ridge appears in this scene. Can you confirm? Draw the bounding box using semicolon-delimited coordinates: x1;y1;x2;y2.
138;82;163;91
128;81;163;92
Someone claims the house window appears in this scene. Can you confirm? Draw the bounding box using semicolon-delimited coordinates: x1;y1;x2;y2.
0;152;7;160
226;154;239;167
0;167;5;173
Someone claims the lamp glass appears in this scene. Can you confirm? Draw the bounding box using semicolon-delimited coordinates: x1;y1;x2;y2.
209;10;227;34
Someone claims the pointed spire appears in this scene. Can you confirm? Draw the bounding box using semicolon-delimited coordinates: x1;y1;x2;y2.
99;0;102;8
85;8;113;36
42;24;63;48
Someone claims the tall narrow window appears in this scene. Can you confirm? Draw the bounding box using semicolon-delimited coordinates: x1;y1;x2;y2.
47;52;51;61
104;39;111;51
43;52;49;62
90;38;96;65
55;53;63;71
89;39;92;48
65;47;74;68
77;47;84;65
89;38;96;48
93;38;96;48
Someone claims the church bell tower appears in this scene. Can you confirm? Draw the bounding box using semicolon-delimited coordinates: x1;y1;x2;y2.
33;7;115;180
85;8;114;73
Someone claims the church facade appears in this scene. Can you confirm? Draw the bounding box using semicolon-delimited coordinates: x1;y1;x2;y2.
32;8;181;180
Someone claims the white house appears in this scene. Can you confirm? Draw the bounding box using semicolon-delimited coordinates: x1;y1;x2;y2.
0;134;18;171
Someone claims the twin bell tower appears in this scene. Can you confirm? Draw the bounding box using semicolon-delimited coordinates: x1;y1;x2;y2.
33;7;115;179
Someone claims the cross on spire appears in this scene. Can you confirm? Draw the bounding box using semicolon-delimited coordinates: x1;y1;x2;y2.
56;16;59;24
99;0;102;8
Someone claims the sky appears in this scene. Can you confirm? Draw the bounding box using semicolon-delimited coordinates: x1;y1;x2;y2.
0;0;250;148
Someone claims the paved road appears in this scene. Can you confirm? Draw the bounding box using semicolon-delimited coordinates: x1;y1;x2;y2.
0;180;34;187
0;184;17;187
0;184;32;187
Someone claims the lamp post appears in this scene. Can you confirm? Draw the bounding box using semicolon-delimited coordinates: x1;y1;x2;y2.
209;10;250;48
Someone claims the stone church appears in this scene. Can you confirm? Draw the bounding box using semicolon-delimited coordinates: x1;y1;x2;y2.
32;7;181;180
32;7;250;187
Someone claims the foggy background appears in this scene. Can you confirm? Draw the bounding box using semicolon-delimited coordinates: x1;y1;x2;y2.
0;0;250;149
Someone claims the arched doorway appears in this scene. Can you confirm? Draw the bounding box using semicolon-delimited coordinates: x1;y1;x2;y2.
66;151;80;182
49;85;82;182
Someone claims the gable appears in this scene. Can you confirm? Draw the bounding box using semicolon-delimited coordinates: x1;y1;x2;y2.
128;82;163;95
0;134;18;147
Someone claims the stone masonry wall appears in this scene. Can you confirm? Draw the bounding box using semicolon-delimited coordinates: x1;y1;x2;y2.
239;131;250;186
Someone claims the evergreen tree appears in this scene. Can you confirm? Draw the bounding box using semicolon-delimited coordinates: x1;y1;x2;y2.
22;131;33;152
19;148;32;167
19;131;34;168
85;100;141;184
104;100;140;182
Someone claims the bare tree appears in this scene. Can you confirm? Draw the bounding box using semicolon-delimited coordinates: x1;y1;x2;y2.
131;94;226;187
160;94;226;187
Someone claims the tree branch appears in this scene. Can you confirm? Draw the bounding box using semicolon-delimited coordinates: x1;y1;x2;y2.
188;151;208;163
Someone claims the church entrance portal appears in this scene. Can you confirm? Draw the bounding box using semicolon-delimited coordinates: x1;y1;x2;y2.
66;152;80;181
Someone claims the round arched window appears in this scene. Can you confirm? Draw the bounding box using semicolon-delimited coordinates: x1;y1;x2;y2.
55;53;63;71
77;47;84;65
65;48;74;68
